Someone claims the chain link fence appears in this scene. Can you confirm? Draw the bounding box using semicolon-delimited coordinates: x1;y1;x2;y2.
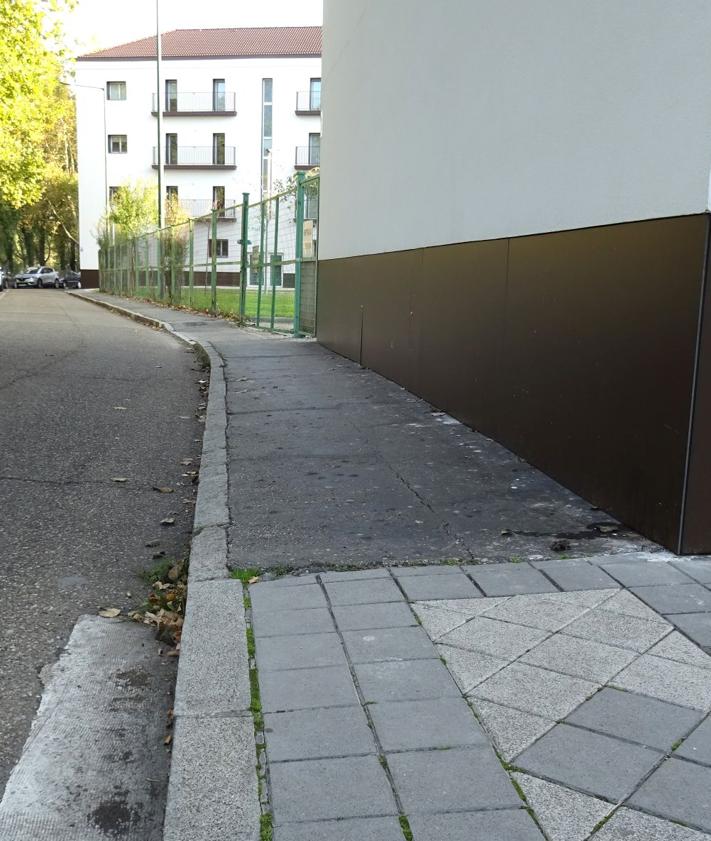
99;174;319;335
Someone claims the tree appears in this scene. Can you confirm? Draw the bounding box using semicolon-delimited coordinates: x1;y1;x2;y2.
106;181;158;238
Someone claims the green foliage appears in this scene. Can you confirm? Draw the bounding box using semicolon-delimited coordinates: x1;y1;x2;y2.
107;181;158;238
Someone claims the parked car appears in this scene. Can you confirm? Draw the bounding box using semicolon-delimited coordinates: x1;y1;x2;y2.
0;268;9;290
14;266;60;288
60;270;82;289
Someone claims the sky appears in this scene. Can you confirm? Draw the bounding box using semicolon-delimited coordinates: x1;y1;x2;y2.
59;0;323;55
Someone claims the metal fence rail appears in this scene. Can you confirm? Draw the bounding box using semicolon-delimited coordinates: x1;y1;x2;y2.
99;174;319;335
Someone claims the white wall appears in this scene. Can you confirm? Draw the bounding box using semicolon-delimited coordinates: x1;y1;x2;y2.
76;55;321;270
320;0;711;260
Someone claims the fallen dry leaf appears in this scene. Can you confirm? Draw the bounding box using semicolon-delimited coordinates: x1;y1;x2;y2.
248;576;260;584
153;486;174;494
112;477;128;483
161;517;175;526
164;734;173;746
98;607;121;618
113;406;127;411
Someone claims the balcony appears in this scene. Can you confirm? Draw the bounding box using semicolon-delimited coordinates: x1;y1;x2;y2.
152;146;236;169
151;91;236;116
295;145;320;170
180;199;239;221
295;90;321;115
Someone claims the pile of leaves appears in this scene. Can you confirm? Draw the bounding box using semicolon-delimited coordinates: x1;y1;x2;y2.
129;559;188;651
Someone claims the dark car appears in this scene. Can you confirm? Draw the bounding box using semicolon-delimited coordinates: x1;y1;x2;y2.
61;270;82;289
14;266;60;288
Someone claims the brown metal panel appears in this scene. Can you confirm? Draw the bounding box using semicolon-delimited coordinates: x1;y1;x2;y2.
317;257;365;363
681;219;711;554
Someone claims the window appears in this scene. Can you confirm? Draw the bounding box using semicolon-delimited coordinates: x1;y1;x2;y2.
212;186;225;211
261;78;273;196
308;132;321;166
166;133;178;165
208;238;229;258
166;185;178;200
212;133;225;165
212;78;226;111
165;79;178;112
106;81;126;101
108;134;127;154
309;78;321;111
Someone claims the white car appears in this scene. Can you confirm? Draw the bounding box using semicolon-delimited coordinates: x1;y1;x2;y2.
14;266;60;288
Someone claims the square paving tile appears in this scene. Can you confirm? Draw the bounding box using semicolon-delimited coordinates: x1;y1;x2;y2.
600;561;693;587
354;658;460;702
408;810;545;840
274;817;404;841
369;697;486;751
520;634;636;683
333;602;416;631
630;757;711;833
260;665;359;712
471;662;597;719
649;631;711;669
516;723;663;801
250;582;327;612
439;616;549;660
387;746;521;813
670;559;711;585
264;706;376;761
320;569;392;583
397;571;481;601
414;605;468;640
594;807;711;841
611;654;711;711
464;563;558;596
676;716;711;766
530;560;620;591
565;687;702;750
256;633;348;672
480;594;589;632
392;565;462;577
325;578;404;606
269;755;398;823
437;644;509;693
252;607;335;638
417;597;507;616
562;609;670;652
342;626;437;663
631;584;711;615
668;613;711;648
470;698;555;760
597;589;663;620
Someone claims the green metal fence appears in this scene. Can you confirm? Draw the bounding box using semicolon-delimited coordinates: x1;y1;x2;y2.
99;174;319;335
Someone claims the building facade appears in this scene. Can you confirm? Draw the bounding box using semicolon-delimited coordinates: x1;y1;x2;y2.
75;26;321;285
318;0;711;554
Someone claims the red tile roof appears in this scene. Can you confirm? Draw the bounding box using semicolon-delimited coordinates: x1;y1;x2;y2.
77;26;321;61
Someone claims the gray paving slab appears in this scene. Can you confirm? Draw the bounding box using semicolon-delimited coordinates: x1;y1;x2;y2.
565;687;702;750
264;706;376;761
438;645;509;693
529;560;620;591
629;757;711;833
256;633;348;672
631;583;711;615
319;569;392;582
414;605;469;639
470;698;555;760
387;746;521;813
252;607;336;638
417;596;508;615
520;634;637;683
269;755;398;823
391;565;462;577
464;563;558;596
408;809;545;841
332;602;416;631
354;658;461;702
649;631;711;669
516;723;663;801
600;561;693;587
676;716;711;766
341;626;437;663
611;654;711;711
668;612;711;648
439;616;549;660
325;578;405;606
274;816;405;841
594;808;711;841
671;559;711;585
396;571;481;601
597;589;662;620
562;609;670;652
260;665;359;713
480;593;590;632
471;662;598;719
369;697;487;751
250;582;327;612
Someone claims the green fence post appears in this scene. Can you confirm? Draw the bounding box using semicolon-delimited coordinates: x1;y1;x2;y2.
256;199;265;327
239;192;249;319
293;172;305;335
210;207;218;316
270;196;280;331
188;219;194;308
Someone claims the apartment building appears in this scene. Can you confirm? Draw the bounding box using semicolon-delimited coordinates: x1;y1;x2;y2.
75;26;322;285
318;0;711;554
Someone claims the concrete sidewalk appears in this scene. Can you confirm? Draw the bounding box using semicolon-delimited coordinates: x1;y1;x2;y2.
72;293;711;841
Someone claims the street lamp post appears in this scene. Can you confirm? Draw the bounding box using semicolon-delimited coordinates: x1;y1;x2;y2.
156;0;165;229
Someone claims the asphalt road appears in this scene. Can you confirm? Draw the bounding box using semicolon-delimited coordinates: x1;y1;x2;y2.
0;290;203;797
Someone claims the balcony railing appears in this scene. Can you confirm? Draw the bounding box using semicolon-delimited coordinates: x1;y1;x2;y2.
152;146;236;168
151;91;236;115
295;145;320;169
295;90;321;114
179;199;239;221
